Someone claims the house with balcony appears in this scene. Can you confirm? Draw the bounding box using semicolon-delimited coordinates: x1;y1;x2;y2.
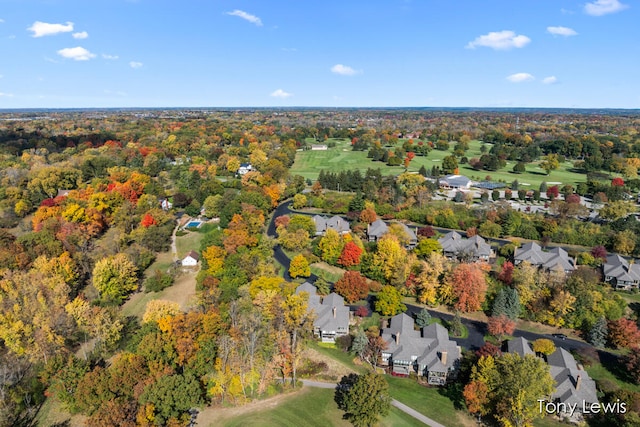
514;242;575;273
438;231;493;262
296;282;350;343
603;254;640;290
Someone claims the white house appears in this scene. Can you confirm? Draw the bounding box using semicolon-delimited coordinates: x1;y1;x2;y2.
238;163;253;175
439;175;472;189
181;251;200;266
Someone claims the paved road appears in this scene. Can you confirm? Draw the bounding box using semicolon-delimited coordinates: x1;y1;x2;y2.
302;380;443;426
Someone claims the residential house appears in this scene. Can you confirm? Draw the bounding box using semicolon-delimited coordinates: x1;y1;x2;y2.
439;175;473;189
160;198;173;211
57;189;71;198
366;219;418;248
312;215;351;236
547;347;599;422
514;242;575;273
295;282;350;343
380;313;461;385
603;254;640;290
438;231;493;261
507;338;598;422
181;251;200;266
237;163;253;175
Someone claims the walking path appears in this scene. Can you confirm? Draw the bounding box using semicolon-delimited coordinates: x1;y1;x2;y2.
301;380;444;427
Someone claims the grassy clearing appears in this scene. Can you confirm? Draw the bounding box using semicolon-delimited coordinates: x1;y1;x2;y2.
175;229;204;260
35;397;85;427
216;387;425;427
586;361;640;393
310;262;346;283
291;138;595;188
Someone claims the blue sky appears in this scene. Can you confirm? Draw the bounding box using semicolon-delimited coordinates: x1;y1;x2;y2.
0;0;638;108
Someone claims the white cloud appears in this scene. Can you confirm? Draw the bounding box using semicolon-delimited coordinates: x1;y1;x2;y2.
270;89;292;98
507;73;535;83
331;64;361;76
28;21;74;37
57;46;96;61
129;61;143;69
543;76;558;84
0;19;4;23
226;10;263;26
547;26;578;36
584;0;629;16
466;30;531;50
0;92;13;97
72;31;88;39
281;47;297;52
102;54;119;60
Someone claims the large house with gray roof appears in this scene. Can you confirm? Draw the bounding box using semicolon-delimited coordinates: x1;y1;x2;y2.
380;313;461;385
507;337;598;422
514;242;575;273
438;231;493;262
366;219;418;248
295;282;350;343
603;254;640;290
439;174;473;189
312;215;351;236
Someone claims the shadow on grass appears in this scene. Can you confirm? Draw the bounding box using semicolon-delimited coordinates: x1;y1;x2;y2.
597;350;632;384
437;383;466;410
629;302;640;317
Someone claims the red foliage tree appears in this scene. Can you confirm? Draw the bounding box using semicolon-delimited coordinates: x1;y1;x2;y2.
417;226;436;238
591;245;607;260
624;346;640;385
608;318;640;349
612;177;625;187
354;306;369;317
475;342;502;358
497;261;514;285
140;213;157;228
546;185;559;200
566;193;581;204
337;241;363;267
334;271;369;303
275;215;290;229
487;315;516;340
450;263;488;312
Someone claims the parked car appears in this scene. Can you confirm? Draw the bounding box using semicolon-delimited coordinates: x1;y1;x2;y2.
551;333;567;340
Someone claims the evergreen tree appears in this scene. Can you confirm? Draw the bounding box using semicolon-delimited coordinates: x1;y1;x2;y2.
449;311;463;337
351;330;368;357
418;164;428;177
416;308;432;328
511;179;519;191
588;316;608;347
539;181;548;193
349;191;365;212
491;287;520;320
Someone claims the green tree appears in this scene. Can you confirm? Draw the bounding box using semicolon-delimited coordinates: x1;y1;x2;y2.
374;285;406;316
335;373;391;427
292;193;307;209
202;194;223;218
318;228;345;265
415;308;432;328
442;155;458;174
139;373;204;425
92;253;139;303
512;162;526;174
491;287;520;320
413;239;442;259
350;329;368;357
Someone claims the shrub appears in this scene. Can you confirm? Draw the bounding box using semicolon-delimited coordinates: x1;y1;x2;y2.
144;270;174;293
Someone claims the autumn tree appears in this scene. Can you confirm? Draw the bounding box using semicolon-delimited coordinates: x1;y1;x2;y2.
487;315;516;341
138;373;204;425
318;228;345;265
335;373;391;427
624;347;640;385
374;285;407;316
334;271;369;303
463;380;490;418
142;299;181;324
92;253;139;303
337;241;363;267
449;263;487;312
289;254;311;279
539;153;559;175
608;317;640;349
532;338;556;356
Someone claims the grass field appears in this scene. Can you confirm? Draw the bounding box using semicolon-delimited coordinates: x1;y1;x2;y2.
291;138;598;188
175;229;204;260
310;262;346;283
216;387;426;427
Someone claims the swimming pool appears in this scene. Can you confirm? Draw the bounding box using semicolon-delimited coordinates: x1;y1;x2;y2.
186;221;202;228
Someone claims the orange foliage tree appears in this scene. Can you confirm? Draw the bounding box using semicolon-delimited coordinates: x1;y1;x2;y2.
337;241;363;267
334;271;369;303
449;263;487;312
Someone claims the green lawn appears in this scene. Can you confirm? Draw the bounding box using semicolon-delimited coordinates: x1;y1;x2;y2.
217;387;425;427
586;361;640;393
310;262;345;283
291;138;598;188
175;229;204;260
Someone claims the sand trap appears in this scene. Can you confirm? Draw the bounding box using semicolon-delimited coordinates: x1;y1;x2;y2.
547;181;562;184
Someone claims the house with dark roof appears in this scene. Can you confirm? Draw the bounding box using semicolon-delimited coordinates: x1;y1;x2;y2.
514;242;575;273
237;163;253;175
507;338;598;422
438;231;493;262
312;215;351;236
181;251;200;267
295;282;350;343
366;219;418;248
547;348;599;421
603;254;640;290
380;313;461;385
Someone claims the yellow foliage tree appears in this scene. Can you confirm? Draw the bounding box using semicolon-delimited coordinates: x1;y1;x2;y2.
142;299;181;324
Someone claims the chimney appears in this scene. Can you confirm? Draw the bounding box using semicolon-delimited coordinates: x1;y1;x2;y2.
441;351;448;366
576;375;582;391
333;307;336;318
395;331;400;345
